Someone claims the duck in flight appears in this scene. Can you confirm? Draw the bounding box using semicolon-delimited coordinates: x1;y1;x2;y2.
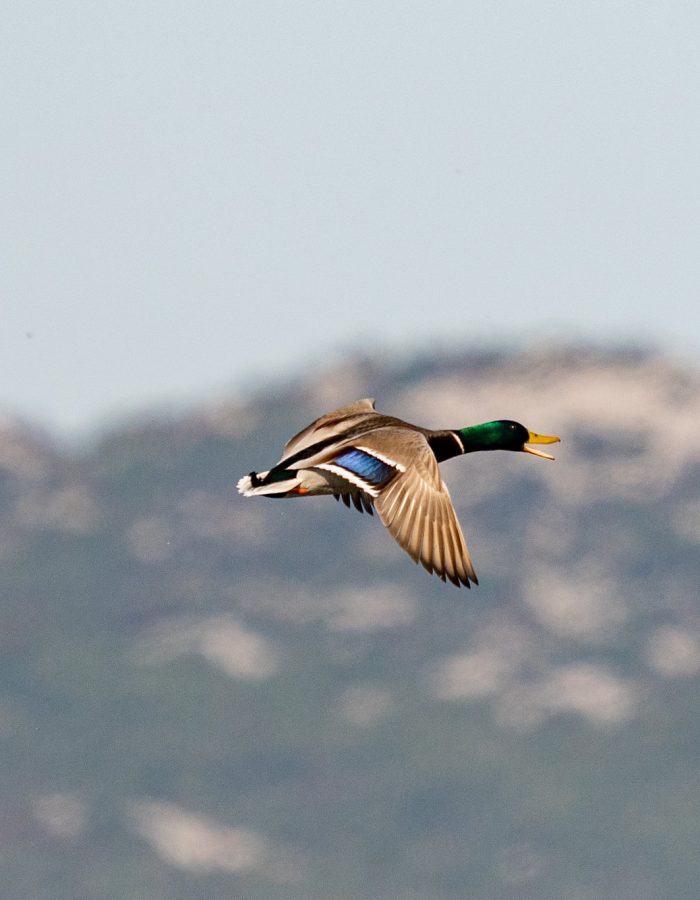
237;399;560;587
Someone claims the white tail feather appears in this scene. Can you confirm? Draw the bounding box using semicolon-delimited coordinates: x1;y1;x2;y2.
237;470;300;497
236;474;257;495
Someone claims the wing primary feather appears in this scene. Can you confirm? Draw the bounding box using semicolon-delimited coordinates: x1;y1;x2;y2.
435;496;448;581
449;523;467;587
441;515;459;586
399;497;418;552
449;505;476;585
455;530;470;585
380;482;399;520
450;523;470;588
387;490;411;539
420;492;435;574
398;498;419;561
461;535;478;586
410;484;426;564
418;490;430;573
446;519;463;585
429;493;439;575
438;484;468;587
392;489;412;528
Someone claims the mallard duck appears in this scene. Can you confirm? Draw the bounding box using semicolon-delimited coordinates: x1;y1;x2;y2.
237;399;560;587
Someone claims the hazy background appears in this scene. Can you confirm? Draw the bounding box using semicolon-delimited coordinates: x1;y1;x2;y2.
4;0;700;436
3;5;700;899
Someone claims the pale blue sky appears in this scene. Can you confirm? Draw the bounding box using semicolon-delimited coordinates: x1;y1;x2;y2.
4;1;699;437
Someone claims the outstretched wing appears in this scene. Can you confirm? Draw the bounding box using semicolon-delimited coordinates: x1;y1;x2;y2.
300;426;478;588
367;430;478;588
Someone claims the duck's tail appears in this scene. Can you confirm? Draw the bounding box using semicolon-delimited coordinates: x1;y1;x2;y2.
237;468;300;497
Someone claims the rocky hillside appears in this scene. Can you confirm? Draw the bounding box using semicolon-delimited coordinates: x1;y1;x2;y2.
1;346;699;900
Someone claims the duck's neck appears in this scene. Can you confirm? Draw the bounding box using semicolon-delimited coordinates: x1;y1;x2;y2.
428;423;505;462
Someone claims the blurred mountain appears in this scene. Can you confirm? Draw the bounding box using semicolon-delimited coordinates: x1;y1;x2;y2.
1;345;699;900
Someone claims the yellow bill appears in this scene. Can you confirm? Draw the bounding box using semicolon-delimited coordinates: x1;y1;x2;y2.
523;431;560;460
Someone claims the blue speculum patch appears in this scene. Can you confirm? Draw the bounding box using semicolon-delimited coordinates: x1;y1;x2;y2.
334;448;396;485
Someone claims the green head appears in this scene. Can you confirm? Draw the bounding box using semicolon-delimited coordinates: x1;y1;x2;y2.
457;420;560;459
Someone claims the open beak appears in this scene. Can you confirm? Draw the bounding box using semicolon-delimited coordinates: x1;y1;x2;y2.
523;431;560;460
